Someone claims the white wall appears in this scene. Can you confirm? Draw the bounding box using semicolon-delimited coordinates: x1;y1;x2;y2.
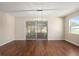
64;11;79;46
15;17;25;40
0;11;15;46
48;17;63;40
0;12;3;43
15;16;63;40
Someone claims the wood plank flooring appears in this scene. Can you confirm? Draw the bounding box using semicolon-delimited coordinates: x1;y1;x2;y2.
0;40;79;56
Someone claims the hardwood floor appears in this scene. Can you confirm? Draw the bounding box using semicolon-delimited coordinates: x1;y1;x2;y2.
0;40;79;56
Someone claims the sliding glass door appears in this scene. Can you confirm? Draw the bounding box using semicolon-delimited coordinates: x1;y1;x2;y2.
26;21;48;40
26;21;36;39
37;21;48;39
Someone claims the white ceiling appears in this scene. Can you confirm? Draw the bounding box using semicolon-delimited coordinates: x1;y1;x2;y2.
0;2;79;17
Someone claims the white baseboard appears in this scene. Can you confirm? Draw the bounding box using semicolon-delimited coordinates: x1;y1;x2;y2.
64;39;79;46
48;39;63;40
15;39;63;40
0;39;14;46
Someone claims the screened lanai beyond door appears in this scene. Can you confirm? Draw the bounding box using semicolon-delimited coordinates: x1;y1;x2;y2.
26;21;48;40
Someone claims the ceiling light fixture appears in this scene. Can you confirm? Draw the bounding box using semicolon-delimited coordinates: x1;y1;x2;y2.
36;10;43;11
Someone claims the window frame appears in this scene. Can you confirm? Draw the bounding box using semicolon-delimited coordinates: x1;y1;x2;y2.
69;16;79;35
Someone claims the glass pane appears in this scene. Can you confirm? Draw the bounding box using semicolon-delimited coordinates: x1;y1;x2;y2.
37;21;48;39
26;21;36;39
69;16;79;34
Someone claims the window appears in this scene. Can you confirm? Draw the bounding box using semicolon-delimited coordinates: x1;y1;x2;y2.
69;16;79;34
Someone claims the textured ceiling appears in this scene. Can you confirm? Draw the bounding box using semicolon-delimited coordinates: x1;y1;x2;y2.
0;2;79;17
